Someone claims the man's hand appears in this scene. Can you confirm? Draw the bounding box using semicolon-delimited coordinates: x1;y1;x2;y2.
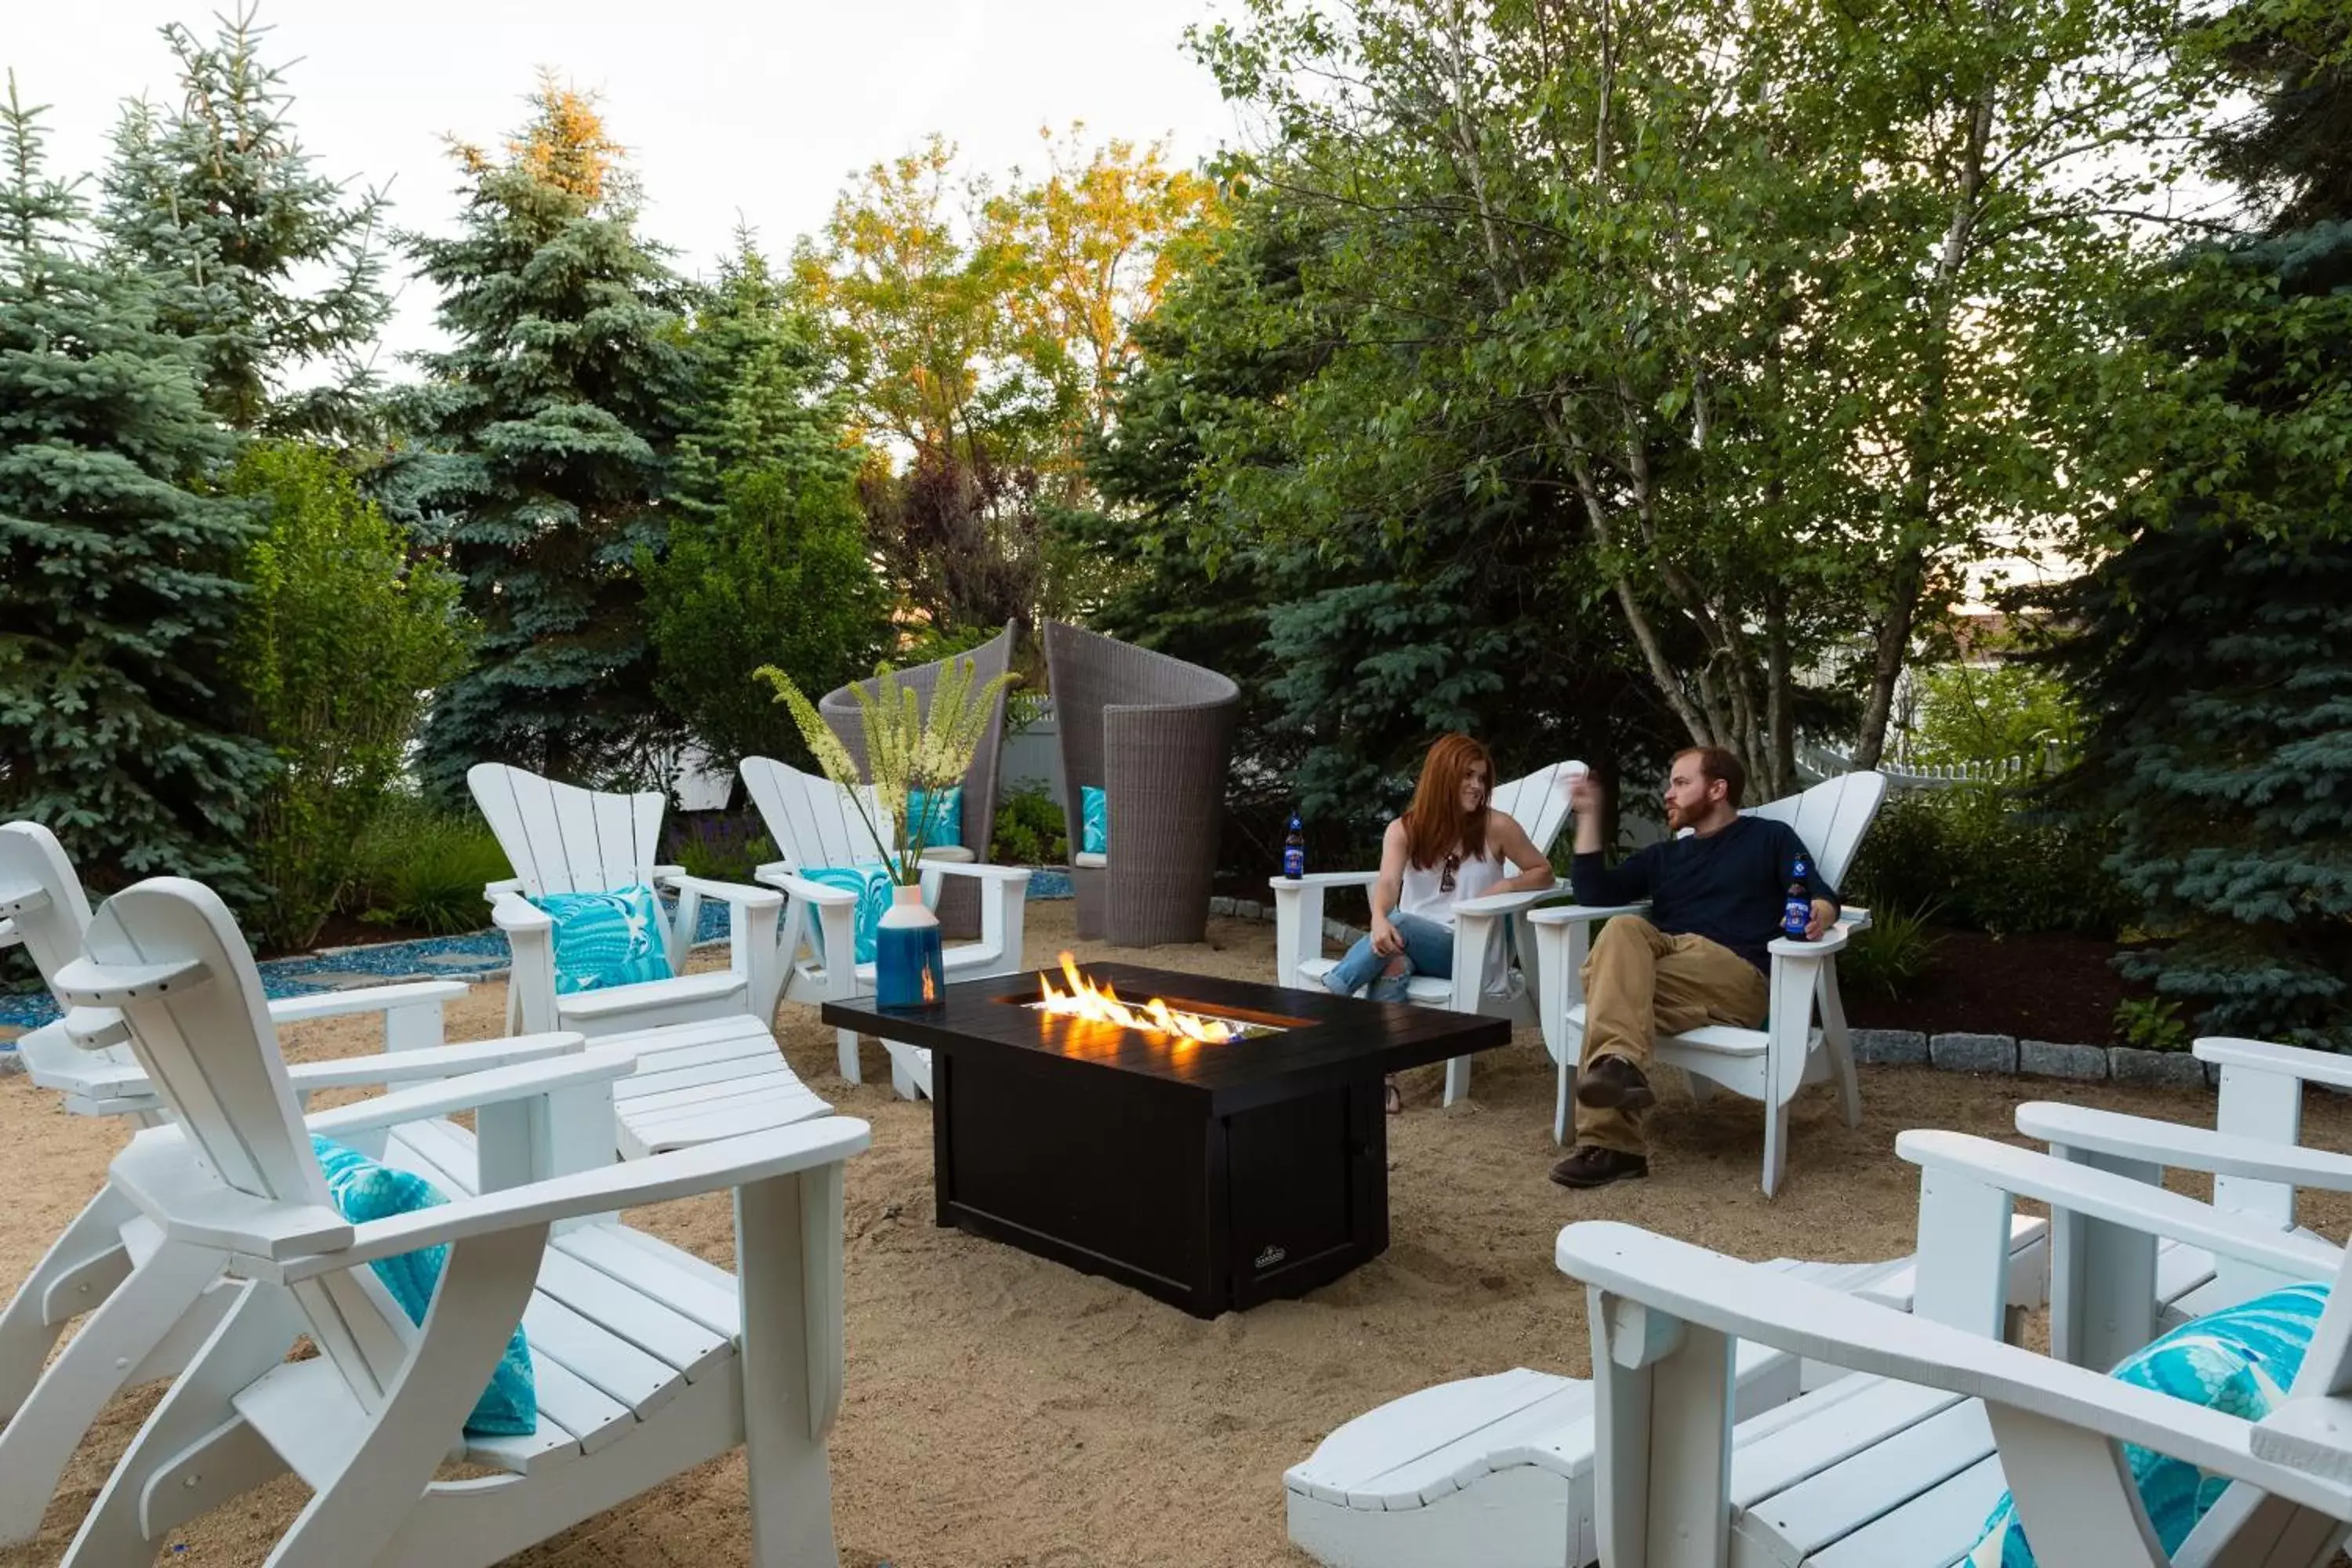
1566;769;1605;855
1803;898;1838;941
1371;914;1404;957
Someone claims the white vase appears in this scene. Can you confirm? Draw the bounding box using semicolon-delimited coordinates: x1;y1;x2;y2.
874;880;944;1007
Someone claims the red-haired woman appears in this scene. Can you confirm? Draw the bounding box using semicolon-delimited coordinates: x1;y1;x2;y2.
1324;735;1558;1109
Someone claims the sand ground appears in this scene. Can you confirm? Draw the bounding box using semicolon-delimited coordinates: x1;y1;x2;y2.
5;902;2347;1566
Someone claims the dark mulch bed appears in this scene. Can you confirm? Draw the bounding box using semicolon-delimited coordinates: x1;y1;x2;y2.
1843;926;2161;1046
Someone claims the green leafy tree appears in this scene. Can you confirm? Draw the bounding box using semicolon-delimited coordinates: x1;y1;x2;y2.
2038;0;2352;1043
100;2;391;437
226;441;470;949
0;75;273;896
380;77;695;798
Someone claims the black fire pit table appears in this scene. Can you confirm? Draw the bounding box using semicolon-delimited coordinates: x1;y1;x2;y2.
822;960;1511;1319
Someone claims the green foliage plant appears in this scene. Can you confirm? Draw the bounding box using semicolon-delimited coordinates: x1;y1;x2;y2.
989;781;1069;866
227;441;470;949
348;799;513;937
1842;785;2133;939
0;76;275;900
2112;996;2191;1053
1838;902;1944;1000
1904;662;2083;774
755;656;1016;887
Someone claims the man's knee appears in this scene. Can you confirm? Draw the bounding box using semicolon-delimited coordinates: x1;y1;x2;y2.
1581;915;1659;985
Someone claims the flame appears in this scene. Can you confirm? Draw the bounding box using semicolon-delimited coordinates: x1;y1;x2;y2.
1036;951;1241;1043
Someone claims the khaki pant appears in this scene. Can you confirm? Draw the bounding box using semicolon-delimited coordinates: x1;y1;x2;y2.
1575;916;1769;1156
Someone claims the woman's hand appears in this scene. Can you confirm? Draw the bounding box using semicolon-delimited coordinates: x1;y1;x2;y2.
1370;914;1404;956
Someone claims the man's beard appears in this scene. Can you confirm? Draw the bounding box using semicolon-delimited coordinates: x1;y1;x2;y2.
1664;800;1686;831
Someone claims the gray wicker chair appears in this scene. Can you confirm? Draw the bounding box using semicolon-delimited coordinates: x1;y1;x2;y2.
1042;620;1240;946
818;620;1017;941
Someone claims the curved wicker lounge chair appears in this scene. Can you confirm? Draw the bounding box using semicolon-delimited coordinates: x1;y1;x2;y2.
819;620;1017;941
1042;621;1240;946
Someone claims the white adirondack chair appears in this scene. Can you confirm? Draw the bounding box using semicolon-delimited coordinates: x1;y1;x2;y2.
1559;1123;2352;1568
1272;758;1582;1107
739;754;1031;1098
469;762;788;1039
42;875;870;1567
1283;1037;2337;1568
1529;769;1887;1197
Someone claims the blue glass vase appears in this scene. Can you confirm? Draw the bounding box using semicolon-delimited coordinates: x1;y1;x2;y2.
874;881;945;1007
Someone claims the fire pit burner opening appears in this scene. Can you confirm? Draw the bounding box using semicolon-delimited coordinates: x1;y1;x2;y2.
1029;951;1286;1043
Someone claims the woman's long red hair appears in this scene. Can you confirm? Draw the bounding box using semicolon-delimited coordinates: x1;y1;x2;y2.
1401;733;1492;871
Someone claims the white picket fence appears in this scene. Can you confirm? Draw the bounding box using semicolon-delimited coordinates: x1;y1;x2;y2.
1798;737;2062;791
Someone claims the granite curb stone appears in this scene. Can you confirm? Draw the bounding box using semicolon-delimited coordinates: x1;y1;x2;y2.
1851;1028;1929;1066
2110;1045;2209;1088
2020;1039;2110;1080
1930;1032;2017;1074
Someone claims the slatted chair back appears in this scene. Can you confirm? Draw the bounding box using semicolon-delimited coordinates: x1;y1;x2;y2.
56;878;417;1409
467;763;660;897
0;822;154;1103
1489;760;1578;864
739;756;892;872
1745;770;1887;890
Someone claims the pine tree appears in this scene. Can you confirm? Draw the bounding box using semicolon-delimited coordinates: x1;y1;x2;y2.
100;2;391;437
0;76;275;895
380;78;695;798
2040;5;2352;1044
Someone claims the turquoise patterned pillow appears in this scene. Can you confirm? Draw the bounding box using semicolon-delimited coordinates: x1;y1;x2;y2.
801;862;897;966
1080;786;1109;855
1967;1281;2328;1566
309;1135;536;1436
907;784;964;849
531;884;673;995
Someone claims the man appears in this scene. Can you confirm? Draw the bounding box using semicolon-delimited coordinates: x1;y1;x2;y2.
1547;747;1839;1190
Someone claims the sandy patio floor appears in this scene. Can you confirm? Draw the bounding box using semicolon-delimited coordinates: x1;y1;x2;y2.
5;901;2347;1567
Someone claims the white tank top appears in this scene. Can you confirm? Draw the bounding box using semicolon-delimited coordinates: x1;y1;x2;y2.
1397;844;1509;994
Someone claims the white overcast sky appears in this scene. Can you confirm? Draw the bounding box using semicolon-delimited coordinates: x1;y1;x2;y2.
8;0;1253;372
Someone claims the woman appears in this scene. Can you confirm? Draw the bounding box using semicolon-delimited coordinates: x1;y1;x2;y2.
1323;734;1559;1110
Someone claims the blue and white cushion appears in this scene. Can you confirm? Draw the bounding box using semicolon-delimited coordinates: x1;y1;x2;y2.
906;784;964;849
310;1135;536;1436
800;862;897;966
1080;786;1109;856
530;884;673;995
1967;1281;2329;1565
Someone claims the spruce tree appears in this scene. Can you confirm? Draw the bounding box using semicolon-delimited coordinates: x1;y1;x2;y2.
2042;4;2352;1044
0;76;274;895
100;2;391;437
381;78;695;798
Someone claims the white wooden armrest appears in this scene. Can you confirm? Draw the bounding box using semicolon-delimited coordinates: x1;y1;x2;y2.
1527;901;1652;927
656;870;783;909
2017;1102;2352;1194
1267;870;1381;892
60;1004;131;1050
1897;1129;2342;1279
0;916;18;949
264;979;470;1025
757;867;858;907
67;1033;589;1101
1450;879;1570;917
489;888;552;933
110;1127;354;1259
1557;1219;2352;1510
299;1042;629;1140
263;1116;874;1279
1768;922;1853;960
2196;1035;2352;1093
923;860;1032;884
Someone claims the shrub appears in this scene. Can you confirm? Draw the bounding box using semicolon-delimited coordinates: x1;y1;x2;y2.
227;443;470;950
664;812;775;883
348;800;512;937
991;782;1069;866
1839;902;1944;1000
2112;995;2190;1052
1844;784;2134;939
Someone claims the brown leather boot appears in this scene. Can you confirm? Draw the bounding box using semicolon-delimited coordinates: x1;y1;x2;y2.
1548;1145;1650;1189
1573;1054;1657;1114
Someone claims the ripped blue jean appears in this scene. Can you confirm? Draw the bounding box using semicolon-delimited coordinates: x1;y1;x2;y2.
1324;911;1455;1001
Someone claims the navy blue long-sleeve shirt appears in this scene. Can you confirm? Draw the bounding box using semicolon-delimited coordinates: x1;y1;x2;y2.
1570;815;1840;973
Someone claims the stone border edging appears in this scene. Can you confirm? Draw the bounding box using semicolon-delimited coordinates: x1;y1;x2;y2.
1209;895;2215;1090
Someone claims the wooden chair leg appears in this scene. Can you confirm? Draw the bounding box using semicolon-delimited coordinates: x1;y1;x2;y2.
836;1028;862;1085
1554;1059;1573;1147
739;1167;844;1568
0;1184;136;1423
267;1234;546;1566
1442;1054;1471;1106
64;1282;302;1564
1761;1097;1789;1200
0;1240;220;1544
